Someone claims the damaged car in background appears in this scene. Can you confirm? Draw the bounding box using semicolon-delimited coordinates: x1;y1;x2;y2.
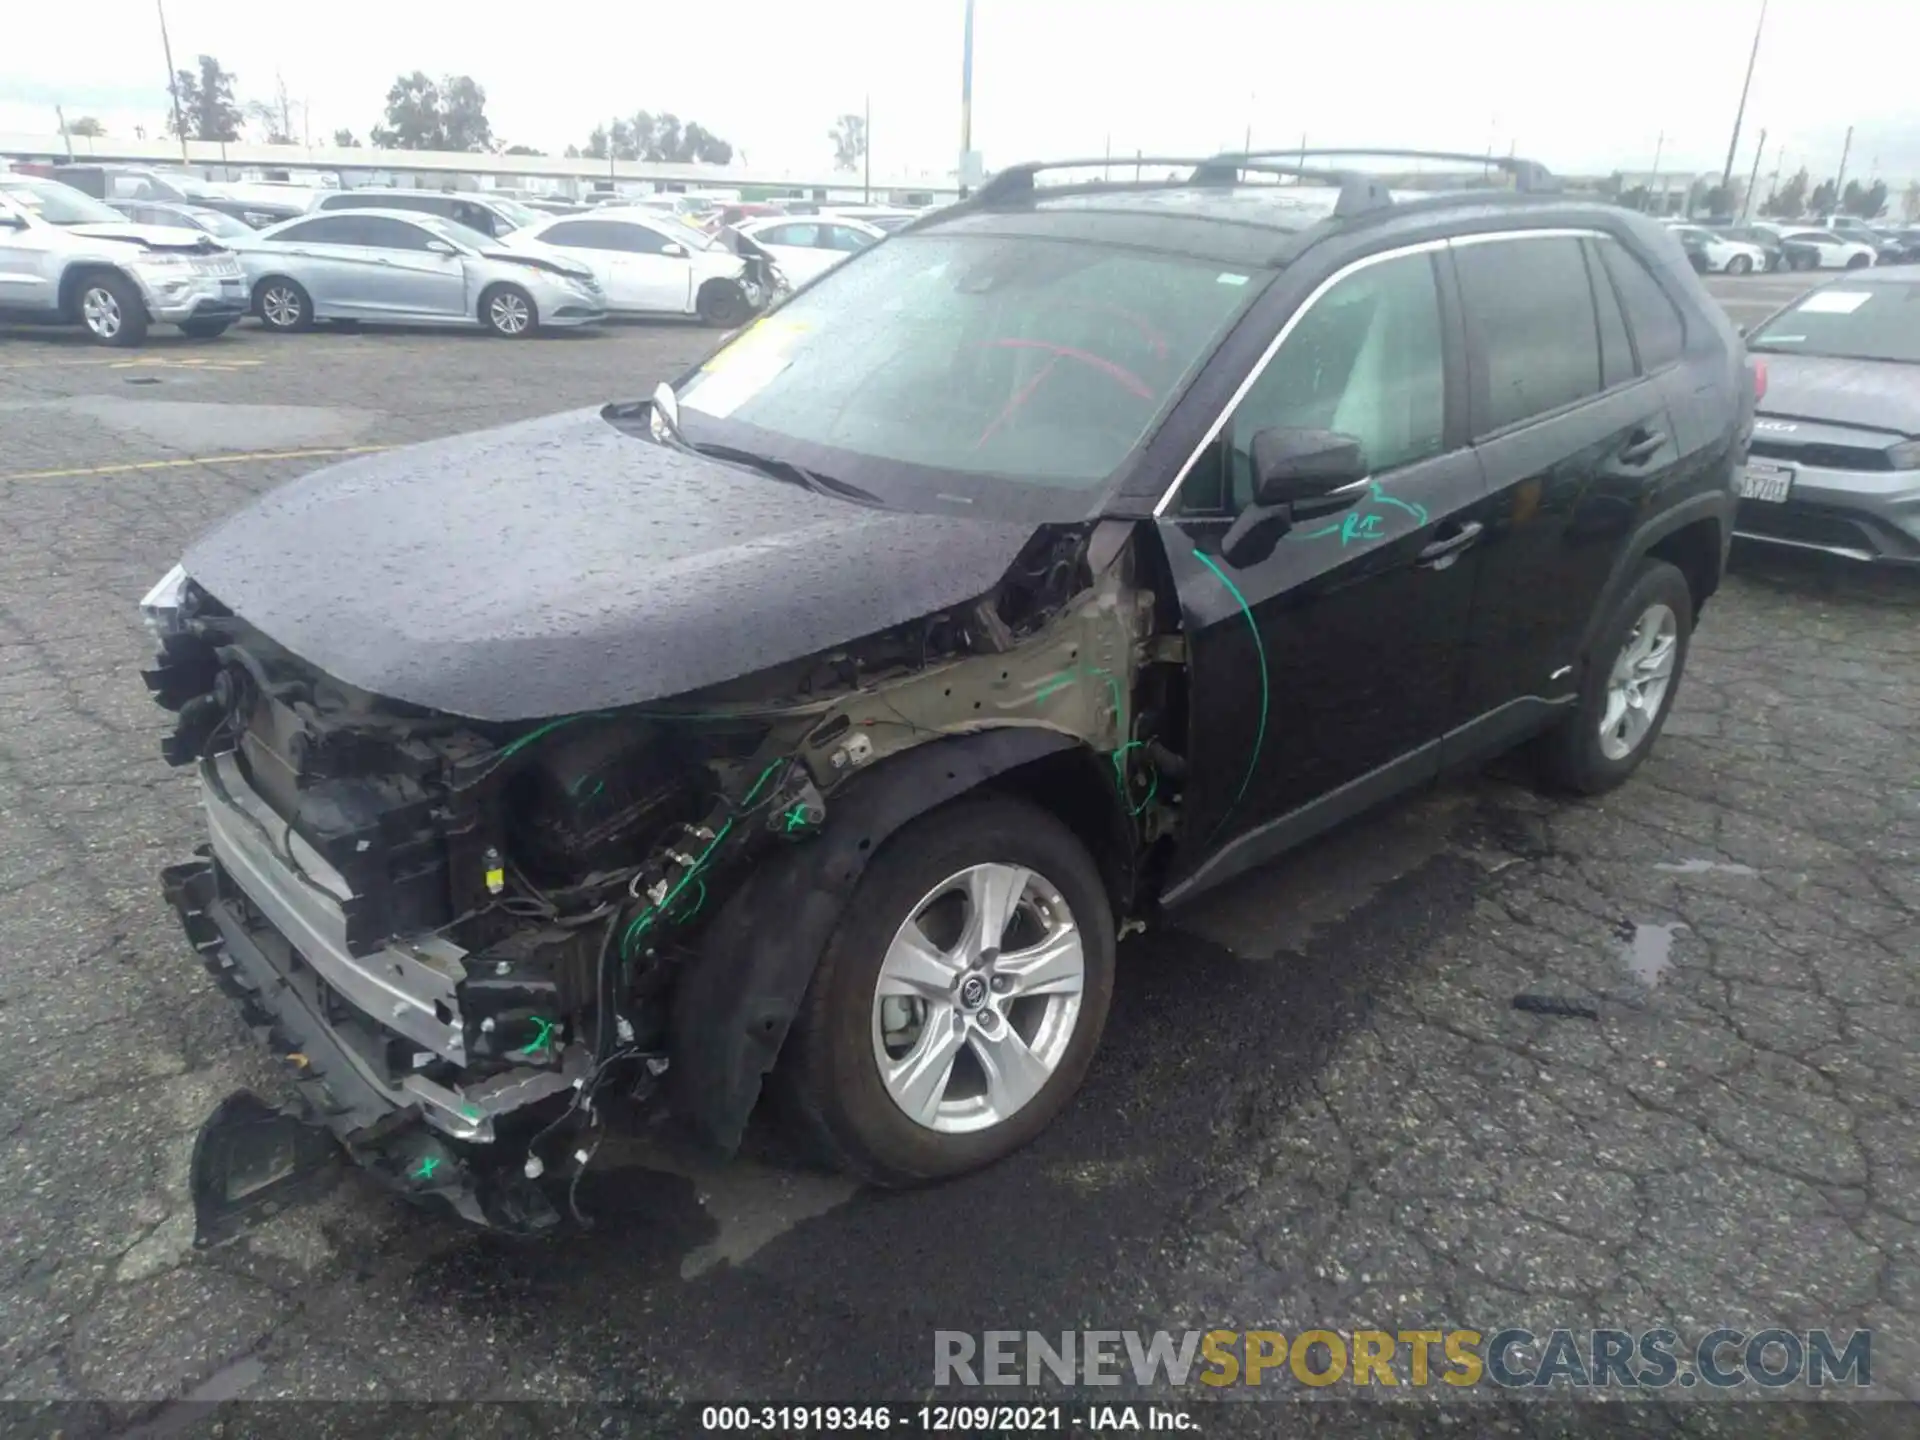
142;150;1746;1237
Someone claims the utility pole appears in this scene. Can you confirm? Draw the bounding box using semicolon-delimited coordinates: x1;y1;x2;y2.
1832;124;1853;216
1648;131;1664;213
1741;127;1766;222
1103;133;1110;181
863;93;871;203
1720;0;1768;194
157;0;189;161
55;106;74;161
958;0;975;195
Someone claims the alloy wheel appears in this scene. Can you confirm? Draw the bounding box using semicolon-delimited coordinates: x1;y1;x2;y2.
81;286;122;340
262;286;301;328
870;862;1085;1134
1599;602;1678;761
489;292;531;335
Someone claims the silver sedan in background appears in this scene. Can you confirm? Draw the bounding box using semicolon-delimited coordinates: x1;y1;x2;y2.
240;208;606;337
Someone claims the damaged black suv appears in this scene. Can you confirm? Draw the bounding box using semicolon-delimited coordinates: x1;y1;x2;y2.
146;150;1750;1233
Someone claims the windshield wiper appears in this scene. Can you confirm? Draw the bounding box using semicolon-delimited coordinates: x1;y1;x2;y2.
688;441;890;508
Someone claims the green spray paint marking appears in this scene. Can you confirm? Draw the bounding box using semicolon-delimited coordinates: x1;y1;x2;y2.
514;1016;556;1059
1291;483;1430;546
1192;548;1269;846
783;803;812;833
413;1156;440;1181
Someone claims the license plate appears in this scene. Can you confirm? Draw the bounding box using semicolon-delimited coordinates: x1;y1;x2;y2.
1738;460;1793;503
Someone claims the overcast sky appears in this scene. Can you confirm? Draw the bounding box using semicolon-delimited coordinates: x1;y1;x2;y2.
4;0;1918;186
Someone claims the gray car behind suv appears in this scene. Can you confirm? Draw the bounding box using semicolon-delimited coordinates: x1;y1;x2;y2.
1737;266;1920;564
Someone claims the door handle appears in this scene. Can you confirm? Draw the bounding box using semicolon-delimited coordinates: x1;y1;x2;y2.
1417;521;1483;566
1617;429;1668;466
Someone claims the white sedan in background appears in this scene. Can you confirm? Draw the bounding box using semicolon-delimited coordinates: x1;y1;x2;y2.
1668;224;1769;274
730;215;886;287
501;208;767;325
1776;228;1879;271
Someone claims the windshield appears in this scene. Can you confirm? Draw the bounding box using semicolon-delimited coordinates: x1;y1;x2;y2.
0;178;124;225
1748;282;1920;364
182;206;252;239
487;197;543;229
674;233;1263;509
416;215;497;250
652;215;721;250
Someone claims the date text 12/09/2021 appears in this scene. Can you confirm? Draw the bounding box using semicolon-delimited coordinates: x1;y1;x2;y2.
701;1405;1193;1432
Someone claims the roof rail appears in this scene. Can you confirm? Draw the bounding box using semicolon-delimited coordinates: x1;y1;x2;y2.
960;147;1555;226
1225;148;1557;194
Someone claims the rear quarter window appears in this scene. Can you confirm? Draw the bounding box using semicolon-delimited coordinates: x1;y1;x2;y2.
1595;237;1687;372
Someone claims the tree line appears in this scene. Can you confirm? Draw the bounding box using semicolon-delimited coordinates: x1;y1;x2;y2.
1610;167;1917;224
136;54;737;163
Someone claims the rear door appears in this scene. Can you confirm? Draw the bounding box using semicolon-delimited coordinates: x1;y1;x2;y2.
1158;244;1494;891
1449;231;1683;742
261;214;392;316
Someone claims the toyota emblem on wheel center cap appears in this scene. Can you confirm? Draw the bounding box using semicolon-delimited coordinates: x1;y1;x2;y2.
957;974;989;1011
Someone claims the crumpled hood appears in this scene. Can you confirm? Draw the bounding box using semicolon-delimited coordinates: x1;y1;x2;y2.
1756;353;1920;436
181;408;1039;721
67;221;218;252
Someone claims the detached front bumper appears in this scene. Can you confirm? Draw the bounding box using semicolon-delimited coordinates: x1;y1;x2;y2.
161;756;589;1230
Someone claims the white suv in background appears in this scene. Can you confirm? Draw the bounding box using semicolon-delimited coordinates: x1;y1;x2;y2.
501;207;770;325
0;176;247;345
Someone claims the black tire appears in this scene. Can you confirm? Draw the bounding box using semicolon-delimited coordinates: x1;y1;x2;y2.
696;278;749;328
1533;559;1694;796
1727;254;1753;275
480;284;538;337
254;277;313;332
1845;252;1872;269
178;318;230;339
72;270;148;347
781;795;1116;1186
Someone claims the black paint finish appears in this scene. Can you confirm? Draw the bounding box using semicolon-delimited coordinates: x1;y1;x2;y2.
181;408;1038;721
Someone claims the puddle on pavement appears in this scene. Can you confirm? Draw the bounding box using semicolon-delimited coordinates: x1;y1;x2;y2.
1654;858;1758;877
1621;922;1689;986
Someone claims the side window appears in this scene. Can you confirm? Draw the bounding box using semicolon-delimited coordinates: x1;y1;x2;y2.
1193;250;1446;513
452;202;501;235
1584;240;1635;389
539;221;604;248
110;175;156;199
766;223;819;247
1455;236;1602;434
365;218;438;251
271;216;358;244
824;225;872;252
614;223;675;255
1596;237;1686;372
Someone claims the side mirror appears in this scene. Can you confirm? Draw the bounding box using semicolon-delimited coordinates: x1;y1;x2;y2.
1221;428;1369;568
425;240;457;255
0;213;24;229
661;243;686;257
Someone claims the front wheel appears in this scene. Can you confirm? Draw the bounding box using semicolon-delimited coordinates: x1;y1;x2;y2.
481;284;537;337
781;796;1116;1186
1845;253;1872;269
695;278;750;328
1726;254;1753;275
254;278;313;332
76;272;148;347
1532;559;1693;795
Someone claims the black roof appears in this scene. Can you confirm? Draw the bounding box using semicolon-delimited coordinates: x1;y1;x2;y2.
910;149;1591;267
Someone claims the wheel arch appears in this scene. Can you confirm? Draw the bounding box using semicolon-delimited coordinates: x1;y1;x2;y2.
58;262;143;320
1578;491;1730;662
667;727;1132;1155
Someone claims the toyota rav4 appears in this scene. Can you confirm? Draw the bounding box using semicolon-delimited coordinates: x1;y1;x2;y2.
144;150;1752;1235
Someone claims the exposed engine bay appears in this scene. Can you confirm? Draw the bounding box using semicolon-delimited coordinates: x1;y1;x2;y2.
149;520;1184;1234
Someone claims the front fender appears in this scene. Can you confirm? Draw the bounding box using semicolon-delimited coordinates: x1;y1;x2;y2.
668;727;1079;1154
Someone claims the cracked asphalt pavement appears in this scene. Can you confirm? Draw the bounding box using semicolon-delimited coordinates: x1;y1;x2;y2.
0;277;1914;1430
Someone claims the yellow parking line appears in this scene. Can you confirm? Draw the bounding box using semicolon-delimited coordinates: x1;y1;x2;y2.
0;445;392;483
0;355;267;370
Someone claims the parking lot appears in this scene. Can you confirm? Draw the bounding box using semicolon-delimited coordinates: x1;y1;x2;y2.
1;274;1916;1423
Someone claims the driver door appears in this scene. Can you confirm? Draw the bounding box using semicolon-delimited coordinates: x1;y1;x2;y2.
1156;246;1495;900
